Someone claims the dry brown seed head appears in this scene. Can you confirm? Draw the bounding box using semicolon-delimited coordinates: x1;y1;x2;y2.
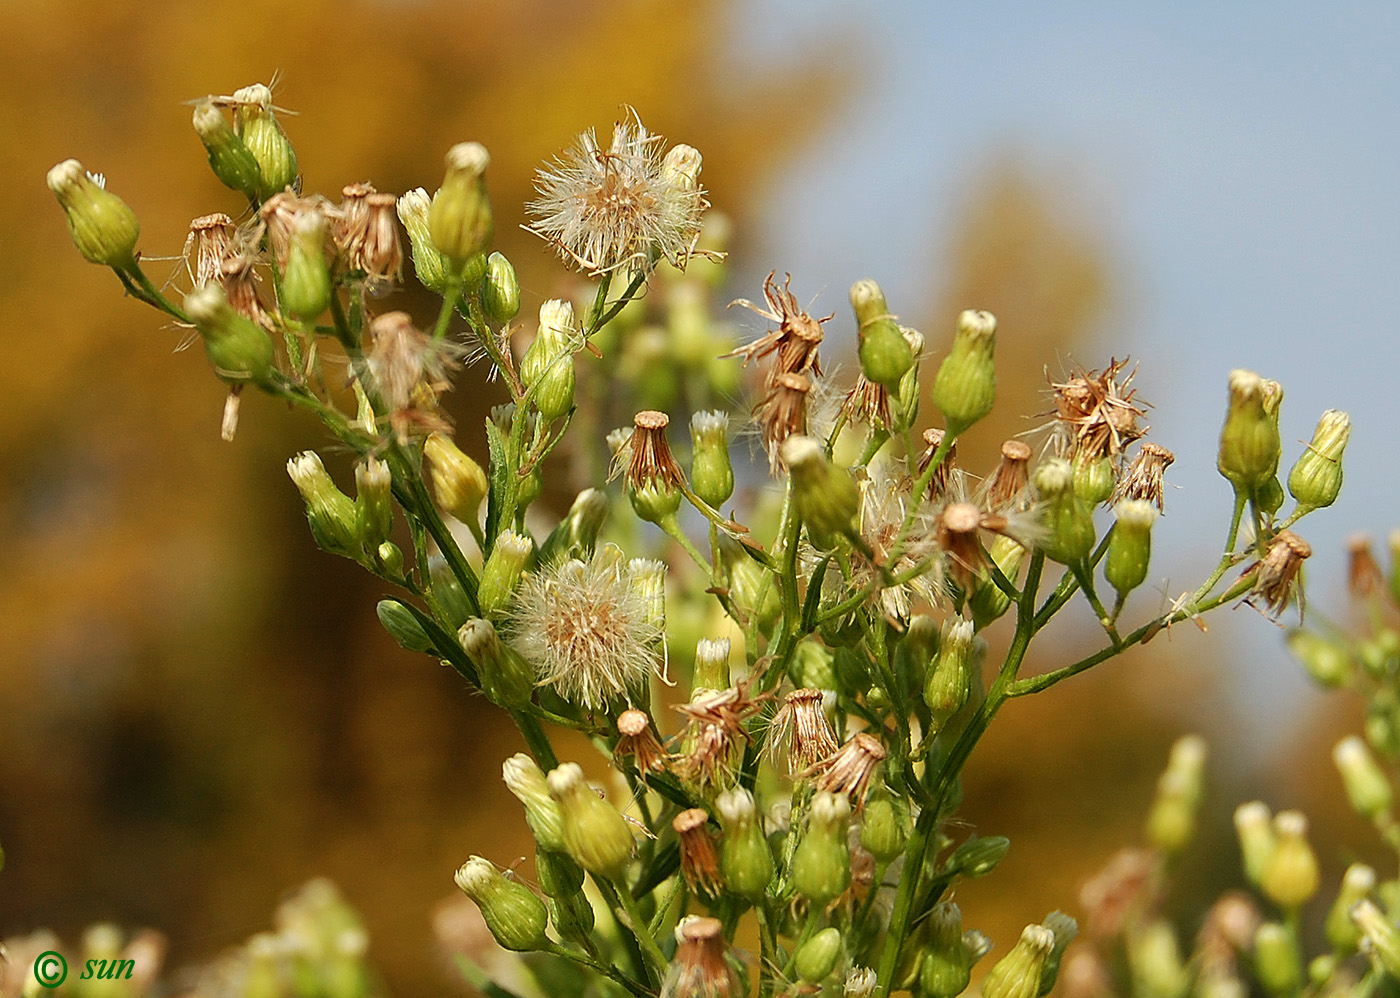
1078;846;1160;939
840;374;893;432
1113;441;1175;511
766;687;839;774
673;808;723;898
1242;529;1312;622
617;410;687;491
367;311;463;441
1347;533;1384;599
984;439;1034;512
725;272;827;385
258;191;328;269
615;708;668;774
185;212;238;286
219;252;272;328
916;427;961;502
666;916;736;998
808;731;886;808
755;372;811;472
1047;358;1148;461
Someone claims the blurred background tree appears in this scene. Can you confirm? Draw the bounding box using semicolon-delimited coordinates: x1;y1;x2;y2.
0;0;1361;991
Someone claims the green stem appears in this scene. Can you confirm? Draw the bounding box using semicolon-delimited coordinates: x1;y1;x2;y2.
543;942;652;998
120;261;190;321
432;276;464;340
1071;561;1121;647
608;876;668;985
1187;490;1249;609
510;710;558;770
659;514;713;577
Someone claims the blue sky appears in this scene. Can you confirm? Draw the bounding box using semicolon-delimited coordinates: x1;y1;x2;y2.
724;1;1400;747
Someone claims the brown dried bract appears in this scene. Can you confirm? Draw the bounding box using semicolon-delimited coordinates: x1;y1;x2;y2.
616;410;687;491
1241;529;1312;622
755;372;811;472
1048;358;1148;461
673;808;723;898
1347;533;1384;599
918;427;960;502
1113;441;1175;511
984;439;1033;512
615;708;669;774
805;731;886;808
725;272;828;385
766;688;839;774
366;311;462;441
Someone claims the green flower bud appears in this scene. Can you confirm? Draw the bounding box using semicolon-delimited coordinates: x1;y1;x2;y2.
893;327;925;431
423;433;488;527
534;847;584;897
1256;475;1285;517
690;410;735;510
947;834;1010;879
1352;899;1400;977
919;902;972;998
547;762;634;880
715;787;773;902
792;791;851;906
860;791;909;864
925;618;975;718
1217;370;1281;494
1253;923;1301;998
1073;454;1116;506
1034;458;1096;565
453;856;549;952
537;488;609;565
851;279;914;388
522;300;577;420
503;754;565;852
280;213;333;322
396;188;451;293
377;541;405;578
782;436;859;549
429;141;494;269
482;251;520;324
1260;810;1319;910
1038;911;1079;997
719;534;781;630
693;637;731;693
1234;800;1274;886
1286;628;1353;688
1325;863;1375;954
287;451;361;559
47;159;140;268
479;531;533;620
183;284;277;388
1332;736;1392;822
791;636;838;690
377;599;432;653
969;535;1026;630
1106;500;1158;602
796;928;843;984
429;556;474;631
932;309;997;434
1288;409;1350;513
1126;921;1187;998
629;480;682;524
232;84;297;199
354;457;393;551
896;615;940;691
459;618;534;709
984;925;1055;998
191;100;262;200
1144;735;1207;857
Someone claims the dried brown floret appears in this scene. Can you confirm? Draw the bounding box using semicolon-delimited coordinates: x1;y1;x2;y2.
1113;441;1175;511
1241;529;1311;622
806;731;886;808
673;808;723;898
984;439;1033;512
918;427;960;502
1047;358;1148;461
615;708;669;774
755;372;811;472
366;311;463;441
614;410;687;491
766;688;839;773
726;272;828;385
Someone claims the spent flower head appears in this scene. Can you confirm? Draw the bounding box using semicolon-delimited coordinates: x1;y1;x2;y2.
527;110;706;276
725;271;828;383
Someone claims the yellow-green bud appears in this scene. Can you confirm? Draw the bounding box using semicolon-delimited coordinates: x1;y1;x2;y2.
423;433;488;527
377;541;404;577
1288;409;1350;513
791;636;838;690
690;410;735;510
1351;899;1400;977
1234;801;1275;886
522;300;577;403
792;791;851;905
1286;628;1353;688
183;284;277;388
429;141;494;269
47;159;140;268
893;327;925;430
353;457;393;551
782;436;859;549
692;637;731;693
453;856;549;952
796;928;844;984
1253;923;1300;998
947;833;1010;878
851;279;914;389
1144;735;1207;857
396;188;451;293
925;618;975;718
920;903;972;998
1260;810;1319;910
482;252;520;324
287;451;360;559
1038;912;1079;997
1074;454;1116;506
1332;736;1392;821
1034;458;1096;565
377;599;432;653
280;213;333;321
191;100;262;200
1256;475;1285;517
1217;370;1281;493
1106;500;1158;602
969;535;1026;630
932;309;997;434
232;84;297;199
715;787;773;902
860;791;908;864
502;754;565;852
479;531;533;621
1325;863;1375;954
459;618;534;709
547;762;634;880
1126;921;1187;998
537;488;609;565
984;925;1055;998
720;535;781;630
